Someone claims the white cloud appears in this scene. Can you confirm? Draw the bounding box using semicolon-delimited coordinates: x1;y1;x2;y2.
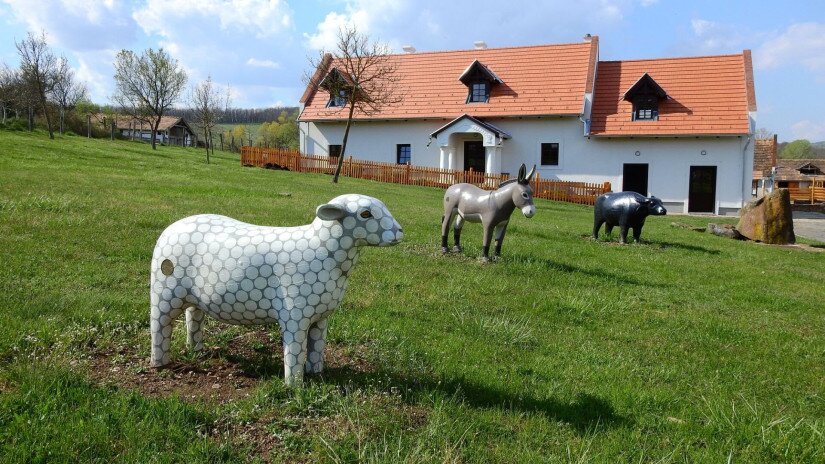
134;0;292;39
246;58;280;69
755;22;825;71
304;0;407;50
688;18;744;53
791;120;825;142
2;0;137;50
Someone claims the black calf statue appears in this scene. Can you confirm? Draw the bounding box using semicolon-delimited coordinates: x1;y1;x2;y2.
593;191;667;243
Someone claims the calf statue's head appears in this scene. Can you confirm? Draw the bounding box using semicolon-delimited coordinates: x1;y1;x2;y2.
642;196;667;216
315;194;403;248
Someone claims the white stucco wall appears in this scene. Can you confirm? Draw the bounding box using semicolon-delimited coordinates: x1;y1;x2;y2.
299;117;754;214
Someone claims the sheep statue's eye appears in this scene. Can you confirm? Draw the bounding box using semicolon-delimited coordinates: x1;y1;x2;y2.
360;210;372;219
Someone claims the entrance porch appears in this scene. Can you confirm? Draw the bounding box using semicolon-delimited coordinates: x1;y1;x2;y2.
429;114;511;176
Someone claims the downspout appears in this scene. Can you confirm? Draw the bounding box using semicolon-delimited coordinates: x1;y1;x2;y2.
741;134;752;208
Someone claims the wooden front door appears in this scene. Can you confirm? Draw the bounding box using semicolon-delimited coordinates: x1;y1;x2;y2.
464;141;486;172
622;163;649;196
688;166;717;213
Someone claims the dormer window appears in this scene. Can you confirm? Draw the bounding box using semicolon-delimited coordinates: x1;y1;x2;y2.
469;82;489;103
623;73;667;122
318;67;353;109
459;60;502;105
633;95;658;120
327;90;347;108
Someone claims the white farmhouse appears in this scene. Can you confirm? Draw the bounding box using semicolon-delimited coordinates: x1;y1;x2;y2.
298;36;756;215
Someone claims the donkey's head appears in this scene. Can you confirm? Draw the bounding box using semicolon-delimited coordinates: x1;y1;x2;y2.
502;164;536;218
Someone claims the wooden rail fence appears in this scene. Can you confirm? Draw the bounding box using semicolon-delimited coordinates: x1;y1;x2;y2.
241;147;611;206
788;180;825;204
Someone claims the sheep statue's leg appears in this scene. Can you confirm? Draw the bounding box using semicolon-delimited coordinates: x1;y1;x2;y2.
305;319;329;375
185;306;205;352
283;328;309;387
150;303;183;368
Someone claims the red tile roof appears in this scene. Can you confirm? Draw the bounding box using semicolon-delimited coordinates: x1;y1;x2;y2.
590;52;753;136
299;40;597;122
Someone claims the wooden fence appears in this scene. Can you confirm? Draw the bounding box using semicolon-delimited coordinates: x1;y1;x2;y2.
788;180;825;204
240;146;611;205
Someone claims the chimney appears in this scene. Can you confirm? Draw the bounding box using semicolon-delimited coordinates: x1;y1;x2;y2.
402;45;416;54
583;33;592;42
473;41;487;50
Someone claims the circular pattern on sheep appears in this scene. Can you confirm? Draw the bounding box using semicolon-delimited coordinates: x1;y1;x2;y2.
149;194;403;380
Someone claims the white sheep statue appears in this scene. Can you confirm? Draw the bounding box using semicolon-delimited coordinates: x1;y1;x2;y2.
149;194;403;386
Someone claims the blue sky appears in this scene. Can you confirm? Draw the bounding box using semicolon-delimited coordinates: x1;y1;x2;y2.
1;0;823;142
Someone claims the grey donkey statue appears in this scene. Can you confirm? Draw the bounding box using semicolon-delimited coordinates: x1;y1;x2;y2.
441;164;536;262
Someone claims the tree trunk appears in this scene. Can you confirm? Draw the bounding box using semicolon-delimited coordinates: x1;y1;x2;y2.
204;128;210;164
151;118;160;150
40;94;54;139
28;106;33;131
59;107;64;135
332;103;356;184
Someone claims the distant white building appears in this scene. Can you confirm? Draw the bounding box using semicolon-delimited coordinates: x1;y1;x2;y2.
298;36;756;215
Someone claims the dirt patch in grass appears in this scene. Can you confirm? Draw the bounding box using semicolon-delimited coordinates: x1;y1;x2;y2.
87;326;377;405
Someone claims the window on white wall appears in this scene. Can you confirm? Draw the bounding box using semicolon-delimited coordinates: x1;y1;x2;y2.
396;144;411;164
541;143;559;166
329;144;342;158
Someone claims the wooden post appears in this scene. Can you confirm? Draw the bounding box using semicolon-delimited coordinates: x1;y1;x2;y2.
87;114;91;138
110;120;115;140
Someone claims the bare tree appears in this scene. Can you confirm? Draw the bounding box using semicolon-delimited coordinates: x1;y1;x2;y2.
112;48;187;150
755;127;773;140
189;76;224;164
52;56;88;135
304;26;402;183
16;31;59;139
0;64;21;123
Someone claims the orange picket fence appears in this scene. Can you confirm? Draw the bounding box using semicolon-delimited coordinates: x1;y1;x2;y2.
240;147;611;205
788;180;825;204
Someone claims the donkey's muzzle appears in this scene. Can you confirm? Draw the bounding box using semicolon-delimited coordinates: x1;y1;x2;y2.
522;205;536;218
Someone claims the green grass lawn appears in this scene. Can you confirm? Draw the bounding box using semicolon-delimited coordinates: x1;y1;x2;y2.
1;130;823;463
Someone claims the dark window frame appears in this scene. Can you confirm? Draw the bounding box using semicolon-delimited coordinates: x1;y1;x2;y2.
326;90;348;108
632;95;659;121
396;144;411;165
540;142;560;166
328;144;342;158
467;81;489;103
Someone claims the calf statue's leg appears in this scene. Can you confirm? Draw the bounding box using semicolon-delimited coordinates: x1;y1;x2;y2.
605;224;615;236
186;306;205;352
283;328;308;387
493;221;509;258
452;215;464;253
632;225;643;243
305;318;329;374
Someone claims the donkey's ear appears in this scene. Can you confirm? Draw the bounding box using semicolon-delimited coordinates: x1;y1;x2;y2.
517;164;527;183
316;203;347;221
526;164;536;182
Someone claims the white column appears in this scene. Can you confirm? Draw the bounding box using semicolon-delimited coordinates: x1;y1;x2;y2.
485;145;500;176
439;145;448;170
447;147;455;171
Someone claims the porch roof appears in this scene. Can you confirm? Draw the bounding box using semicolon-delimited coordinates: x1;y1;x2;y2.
429;114;511;140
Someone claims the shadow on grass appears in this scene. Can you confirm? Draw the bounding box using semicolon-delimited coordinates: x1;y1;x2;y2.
316;365;630;434
504;253;657;287
649;240;721;255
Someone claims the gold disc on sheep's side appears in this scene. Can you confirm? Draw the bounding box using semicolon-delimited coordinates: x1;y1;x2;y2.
161;259;174;276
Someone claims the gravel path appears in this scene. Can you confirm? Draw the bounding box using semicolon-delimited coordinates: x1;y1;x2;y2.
793;211;825;243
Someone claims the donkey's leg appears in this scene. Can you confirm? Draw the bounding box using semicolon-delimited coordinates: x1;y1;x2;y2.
481;222;493;263
493;221;509;258
185;305;205;352
441;208;456;253
452;215;465;253
305;318;329;374
283;328;308;387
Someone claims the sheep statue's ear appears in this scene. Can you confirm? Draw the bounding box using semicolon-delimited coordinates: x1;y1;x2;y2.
316;203;347;221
